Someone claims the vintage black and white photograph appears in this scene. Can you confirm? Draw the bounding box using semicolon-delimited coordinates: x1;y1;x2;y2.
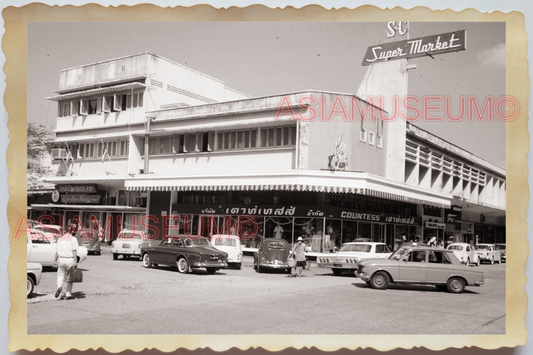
7;2;528;350
24;20;509;338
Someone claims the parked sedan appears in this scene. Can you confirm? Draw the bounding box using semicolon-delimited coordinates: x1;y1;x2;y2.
27;229;87;267
475;243;502;264
141;235;228;274
316;242;392;276
210;234;242;269
27;262;42;297
253;238;292;273
495;243;506;262
111;230;152;260
356;246;484;293
447;242;480;266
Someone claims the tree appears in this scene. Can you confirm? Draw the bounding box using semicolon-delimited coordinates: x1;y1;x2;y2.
27;123;55;190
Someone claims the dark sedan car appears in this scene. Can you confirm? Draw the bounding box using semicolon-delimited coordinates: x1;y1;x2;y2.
141;235;228;274
253;238;292;273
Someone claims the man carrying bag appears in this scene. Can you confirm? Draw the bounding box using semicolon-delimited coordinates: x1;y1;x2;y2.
54;221;81;300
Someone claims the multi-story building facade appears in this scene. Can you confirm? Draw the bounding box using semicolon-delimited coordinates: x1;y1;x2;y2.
31;52;505;251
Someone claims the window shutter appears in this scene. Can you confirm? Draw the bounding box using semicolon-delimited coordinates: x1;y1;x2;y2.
114;94;122;111
79;99;88;116
97;98;102;114
103;96;111;113
127;94;132;109
196;133;203;152
183;134;189;153
71;101;79;116
138;92;144;107
207;131;215;152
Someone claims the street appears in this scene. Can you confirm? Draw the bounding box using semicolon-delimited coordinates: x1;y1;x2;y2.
27;245;506;335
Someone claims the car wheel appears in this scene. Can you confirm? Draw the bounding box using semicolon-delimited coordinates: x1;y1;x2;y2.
370;271;390;290
236;264;242;270
27;276;34;297
113;253;118;260
206;268;217;274
447;277;466;293
177;257;189;274
476;258;480;266
332;268;342;276
142;253;152;268
490;256;494;265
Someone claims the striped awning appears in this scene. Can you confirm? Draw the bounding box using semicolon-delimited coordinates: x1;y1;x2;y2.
125;171;451;208
47;82;146;101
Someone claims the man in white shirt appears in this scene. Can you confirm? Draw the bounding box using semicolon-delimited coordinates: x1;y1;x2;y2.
54;222;79;300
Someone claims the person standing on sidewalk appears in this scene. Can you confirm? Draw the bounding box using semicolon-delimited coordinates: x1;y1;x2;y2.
293;236;307;277
54;222;79;300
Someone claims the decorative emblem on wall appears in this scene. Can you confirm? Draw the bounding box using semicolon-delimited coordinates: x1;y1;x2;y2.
328;134;348;171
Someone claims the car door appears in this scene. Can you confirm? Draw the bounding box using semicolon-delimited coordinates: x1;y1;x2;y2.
398;250;428;282
375;244;391;259
426;251;454;283
28;230;56;266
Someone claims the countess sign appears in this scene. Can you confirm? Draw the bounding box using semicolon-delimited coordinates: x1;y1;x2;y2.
362;30;466;66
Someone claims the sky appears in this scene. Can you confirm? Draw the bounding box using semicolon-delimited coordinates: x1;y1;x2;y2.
27;21;506;168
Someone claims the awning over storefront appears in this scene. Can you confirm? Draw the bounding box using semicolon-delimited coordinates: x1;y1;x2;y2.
125;171;452;208
30;204;146;212
46;82;146;101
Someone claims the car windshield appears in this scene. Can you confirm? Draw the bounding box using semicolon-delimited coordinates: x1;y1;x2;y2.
448;245;463;251
339;244;371;253
213;238;237;247
185;237;211;247
389;248;409;260
120;232;143;240
476;245;490;250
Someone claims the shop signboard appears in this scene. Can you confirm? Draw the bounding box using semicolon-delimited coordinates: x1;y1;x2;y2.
171;204;418;225
57;184;97;194
361;30;466;66
426;221;446;229
61;195;101;204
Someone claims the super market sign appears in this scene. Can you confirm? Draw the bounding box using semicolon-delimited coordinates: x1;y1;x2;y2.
362;30;466;66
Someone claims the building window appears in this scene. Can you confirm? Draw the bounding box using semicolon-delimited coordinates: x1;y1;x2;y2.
76;139;129;159
368;131;375;146
260;125;296;148
360;128;367;142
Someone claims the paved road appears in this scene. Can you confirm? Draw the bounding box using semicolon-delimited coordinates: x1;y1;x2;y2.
28;246;505;335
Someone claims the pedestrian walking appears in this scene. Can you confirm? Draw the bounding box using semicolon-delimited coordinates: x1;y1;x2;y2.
292;236;307;277
54;222;79;300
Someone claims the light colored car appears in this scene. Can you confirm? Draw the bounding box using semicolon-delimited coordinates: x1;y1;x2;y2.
27;262;42;297
27;229;87;267
210;234;242;269
495;243;506;262
475;243;502;264
112;230;152;260
357;246;484;293
316;242;392;276
447;242;480;266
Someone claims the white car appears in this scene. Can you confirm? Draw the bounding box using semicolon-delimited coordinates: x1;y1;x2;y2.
27;229;88;267
27;262;42;297
210;234;242;269
446;242;480;266
475;243;502;264
112;230;152;260
316;242;392;276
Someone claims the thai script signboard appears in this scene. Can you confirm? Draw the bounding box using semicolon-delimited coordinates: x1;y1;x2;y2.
361;30;466;66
